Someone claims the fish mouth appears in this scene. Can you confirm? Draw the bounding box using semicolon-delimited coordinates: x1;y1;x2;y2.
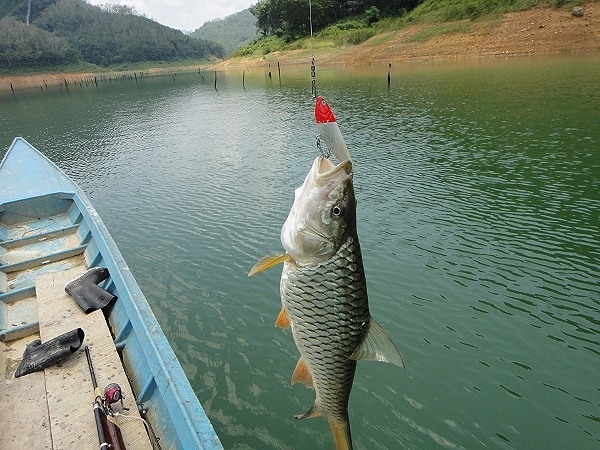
313;156;352;183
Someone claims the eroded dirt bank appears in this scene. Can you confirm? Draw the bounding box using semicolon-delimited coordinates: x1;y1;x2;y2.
215;2;600;68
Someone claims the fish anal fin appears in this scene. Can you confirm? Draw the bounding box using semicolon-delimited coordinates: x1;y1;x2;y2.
291;357;314;388
294;405;321;420
248;253;291;276
275;307;291;329
328;418;353;450
349;319;405;369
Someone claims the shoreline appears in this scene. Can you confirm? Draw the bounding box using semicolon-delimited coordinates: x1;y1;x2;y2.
2;3;599;92
0;63;215;94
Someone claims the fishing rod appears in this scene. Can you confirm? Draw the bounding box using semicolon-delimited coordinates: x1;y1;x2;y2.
85;346;127;450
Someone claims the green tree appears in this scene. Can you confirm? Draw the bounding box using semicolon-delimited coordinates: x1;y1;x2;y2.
251;0;425;40
0;16;78;67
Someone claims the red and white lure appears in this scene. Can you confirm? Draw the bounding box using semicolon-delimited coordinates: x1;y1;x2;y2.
314;96;352;163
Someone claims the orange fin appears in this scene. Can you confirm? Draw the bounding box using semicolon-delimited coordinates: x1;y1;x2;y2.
328;418;353;450
275;307;291;329
248;253;290;276
291;357;314;388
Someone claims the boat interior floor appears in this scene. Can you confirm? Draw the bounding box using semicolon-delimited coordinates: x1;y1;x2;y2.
0;266;153;449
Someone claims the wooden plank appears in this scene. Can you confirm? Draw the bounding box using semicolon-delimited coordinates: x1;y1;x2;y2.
0;332;39;379
36;267;152;450
0;371;53;449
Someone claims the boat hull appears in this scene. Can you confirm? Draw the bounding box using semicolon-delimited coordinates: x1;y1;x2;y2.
0;137;222;449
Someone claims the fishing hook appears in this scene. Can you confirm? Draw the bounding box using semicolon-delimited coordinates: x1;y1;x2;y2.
316;134;331;159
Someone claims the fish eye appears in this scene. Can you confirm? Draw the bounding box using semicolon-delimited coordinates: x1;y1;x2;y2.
331;203;345;218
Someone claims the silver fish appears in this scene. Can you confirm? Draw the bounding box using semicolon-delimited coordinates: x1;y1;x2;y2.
250;156;404;450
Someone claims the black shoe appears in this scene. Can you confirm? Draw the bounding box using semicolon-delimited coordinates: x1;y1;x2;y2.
65;267;117;314
15;328;85;377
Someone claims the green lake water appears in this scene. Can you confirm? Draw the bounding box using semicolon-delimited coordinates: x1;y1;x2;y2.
1;55;599;449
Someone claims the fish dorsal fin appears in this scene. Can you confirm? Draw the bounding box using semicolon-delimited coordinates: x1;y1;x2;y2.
349;319;405;369
291;356;314;388
275;307;291;329
248;253;291;276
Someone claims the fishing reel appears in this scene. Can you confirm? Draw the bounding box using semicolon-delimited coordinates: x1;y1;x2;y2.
101;382;128;414
103;383;123;407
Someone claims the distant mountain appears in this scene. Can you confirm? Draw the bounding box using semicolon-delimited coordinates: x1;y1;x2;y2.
191;9;259;56
1;0;225;69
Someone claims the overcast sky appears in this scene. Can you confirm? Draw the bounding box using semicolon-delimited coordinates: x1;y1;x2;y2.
87;0;256;31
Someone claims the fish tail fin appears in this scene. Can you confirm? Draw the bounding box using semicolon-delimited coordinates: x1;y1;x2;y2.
295;406;353;450
328;418;353;450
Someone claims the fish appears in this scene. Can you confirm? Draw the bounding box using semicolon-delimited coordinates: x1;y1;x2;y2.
314;96;352;163
249;155;404;450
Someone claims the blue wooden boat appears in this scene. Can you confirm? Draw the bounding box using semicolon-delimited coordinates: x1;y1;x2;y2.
0;137;222;449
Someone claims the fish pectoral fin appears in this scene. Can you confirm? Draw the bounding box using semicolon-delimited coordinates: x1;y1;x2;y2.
275;307;291;329
349;319;405;369
291;356;314;388
247;253;291;276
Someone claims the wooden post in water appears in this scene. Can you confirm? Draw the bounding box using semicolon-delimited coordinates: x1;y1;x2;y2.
277;61;281;84
214;71;218;91
10;82;15;97
387;63;391;88
243;70;246;89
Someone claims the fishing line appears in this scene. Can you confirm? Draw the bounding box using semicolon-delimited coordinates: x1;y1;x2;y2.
112;411;163;450
309;0;316;99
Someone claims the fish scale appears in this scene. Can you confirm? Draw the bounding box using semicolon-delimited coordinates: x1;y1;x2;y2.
281;235;370;422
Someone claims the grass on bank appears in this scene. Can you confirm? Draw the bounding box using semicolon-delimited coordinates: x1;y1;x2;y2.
232;0;586;58
407;0;583;23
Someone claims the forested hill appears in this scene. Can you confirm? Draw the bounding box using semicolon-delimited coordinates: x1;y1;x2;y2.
0;0;225;70
191;9;259;56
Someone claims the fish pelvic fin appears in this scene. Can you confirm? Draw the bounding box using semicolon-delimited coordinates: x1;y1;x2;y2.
275;307;291;329
328;418;353;450
349;319;405;369
291;356;314;388
248;253;291;276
